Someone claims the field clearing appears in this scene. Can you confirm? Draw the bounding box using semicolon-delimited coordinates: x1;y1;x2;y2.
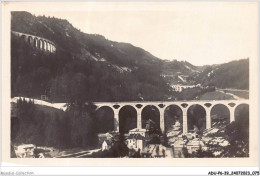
199;91;234;100
222;89;249;99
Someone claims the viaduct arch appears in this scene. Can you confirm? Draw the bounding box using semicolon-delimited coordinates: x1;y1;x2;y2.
164;105;183;131
94;100;249;134
11;31;56;53
119;105;137;134
187;104;206;132
210;104;231;125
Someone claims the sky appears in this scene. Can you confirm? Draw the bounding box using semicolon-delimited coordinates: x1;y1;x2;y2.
27;2;258;66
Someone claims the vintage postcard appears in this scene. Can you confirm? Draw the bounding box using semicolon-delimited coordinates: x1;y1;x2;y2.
1;1;258;167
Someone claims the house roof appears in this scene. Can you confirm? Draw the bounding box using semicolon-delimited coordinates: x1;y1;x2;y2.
128;134;146;140
201;137;212;142
173;140;185;147
186;132;197;136
186;140;204;147
129;128;146;132
98;133;113;138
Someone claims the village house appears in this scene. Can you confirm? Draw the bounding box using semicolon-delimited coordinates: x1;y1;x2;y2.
168;137;177;145
129;128;147;137
166;120;183;145
98;132;113;146
142;144;173;158
186;140;207;154
15;144;35;158
208;137;230;147
171;84;200;92
166;120;182;138
102;140;112;151
185;132;198;140
201;136;212;144
172;139;185;158
127;134;146;152
171;85;183;92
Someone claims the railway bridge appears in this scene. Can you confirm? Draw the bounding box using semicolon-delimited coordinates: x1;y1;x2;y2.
12;31;56;53
93;100;249;133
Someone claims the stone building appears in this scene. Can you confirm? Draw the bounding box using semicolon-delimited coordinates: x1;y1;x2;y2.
127;134;146;152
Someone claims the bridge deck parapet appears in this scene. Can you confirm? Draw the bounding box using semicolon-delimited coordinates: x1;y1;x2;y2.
93;99;249;108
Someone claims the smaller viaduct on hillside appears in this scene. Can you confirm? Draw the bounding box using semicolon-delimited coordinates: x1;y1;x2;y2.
12;31;56;53
93;100;249;134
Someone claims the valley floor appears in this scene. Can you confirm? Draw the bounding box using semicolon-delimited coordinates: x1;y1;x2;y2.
199;89;248;100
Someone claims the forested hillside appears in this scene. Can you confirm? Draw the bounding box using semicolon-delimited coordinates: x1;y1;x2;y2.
11;11;170;103
194;59;249;90
160;58;249;90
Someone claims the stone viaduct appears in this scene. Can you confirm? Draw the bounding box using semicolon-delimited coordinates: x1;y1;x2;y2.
11;31;56;53
93;100;249;134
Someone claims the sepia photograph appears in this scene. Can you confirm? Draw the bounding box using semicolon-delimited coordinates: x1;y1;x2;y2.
1;1;259;168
